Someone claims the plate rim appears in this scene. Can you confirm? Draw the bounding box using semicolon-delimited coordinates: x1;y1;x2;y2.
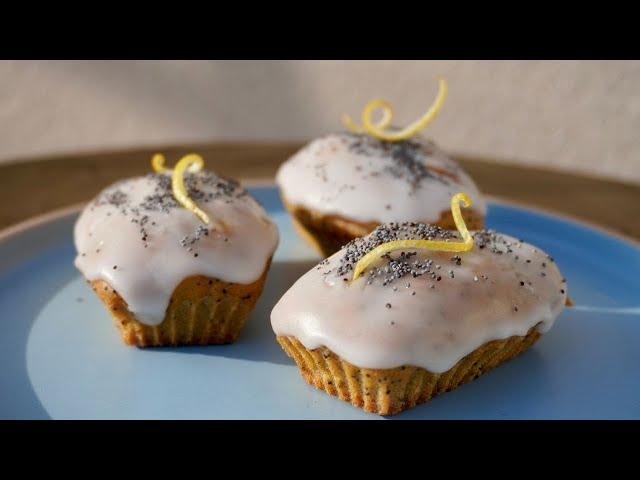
0;202;84;243
1;192;639;251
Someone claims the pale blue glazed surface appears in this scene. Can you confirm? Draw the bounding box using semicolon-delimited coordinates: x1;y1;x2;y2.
1;186;639;419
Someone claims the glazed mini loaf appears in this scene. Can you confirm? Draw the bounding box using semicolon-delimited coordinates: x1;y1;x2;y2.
271;222;567;415
74;160;279;346
277;133;486;256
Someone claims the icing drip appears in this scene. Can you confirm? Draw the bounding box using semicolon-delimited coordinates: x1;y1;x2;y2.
75;172;279;325
276;133;486;224
271;223;566;373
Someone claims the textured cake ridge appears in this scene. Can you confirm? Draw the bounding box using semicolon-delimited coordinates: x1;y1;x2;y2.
91;261;270;346
278;327;541;416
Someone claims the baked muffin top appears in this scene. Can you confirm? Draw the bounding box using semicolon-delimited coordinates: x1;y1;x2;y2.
271;222;566;372
75;171;279;325
276;133;486;224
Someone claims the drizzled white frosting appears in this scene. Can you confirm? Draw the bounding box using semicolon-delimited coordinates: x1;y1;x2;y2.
271;227;566;373
276;133;486;224
74;172;279;325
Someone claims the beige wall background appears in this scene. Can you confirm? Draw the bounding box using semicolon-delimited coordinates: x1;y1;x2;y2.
1;60;638;183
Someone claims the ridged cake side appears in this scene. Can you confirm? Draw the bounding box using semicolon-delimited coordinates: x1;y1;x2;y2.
90;261;270;346
277;325;541;416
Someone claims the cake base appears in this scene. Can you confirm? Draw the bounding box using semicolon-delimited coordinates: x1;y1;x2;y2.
277;326;541;416
90;263;270;347
281;196;485;257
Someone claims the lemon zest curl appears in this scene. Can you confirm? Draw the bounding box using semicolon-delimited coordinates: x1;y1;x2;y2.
343;77;448;142
151;153;171;173
171;154;211;225
351;192;473;282
150;153;211;225
152;153;202;174
342;103;393;134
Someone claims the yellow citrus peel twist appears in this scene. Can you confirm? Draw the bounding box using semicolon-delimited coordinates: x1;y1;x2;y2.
343;77;448;142
351;192;474;282
152;153;202;174
150;153;211;225
151;153;170;173
342;103;393;133
171;154;211;225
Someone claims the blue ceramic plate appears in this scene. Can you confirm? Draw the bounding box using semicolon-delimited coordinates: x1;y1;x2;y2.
1;186;639;419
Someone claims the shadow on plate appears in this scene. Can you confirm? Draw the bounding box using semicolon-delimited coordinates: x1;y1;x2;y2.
392;347;550;420
151;259;317;366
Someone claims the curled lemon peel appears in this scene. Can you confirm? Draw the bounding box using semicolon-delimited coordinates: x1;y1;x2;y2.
171;154;211;225
342;102;393;133
151;153;170;173
343;77;448;142
150;153;212;225
351;192;473;282
151;153;202;174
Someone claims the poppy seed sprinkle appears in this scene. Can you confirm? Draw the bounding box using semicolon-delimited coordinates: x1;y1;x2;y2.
318;222;551;308
94;172;244;255
346;133;456;192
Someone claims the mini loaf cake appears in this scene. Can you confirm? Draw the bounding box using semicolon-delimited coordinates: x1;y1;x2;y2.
74;154;279;346
271;195;566;415
276;78;485;256
277;133;486;256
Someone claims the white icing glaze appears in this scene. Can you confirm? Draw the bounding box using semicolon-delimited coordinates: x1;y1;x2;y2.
276;133;486;224
271;227;566;373
74;172;279;325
